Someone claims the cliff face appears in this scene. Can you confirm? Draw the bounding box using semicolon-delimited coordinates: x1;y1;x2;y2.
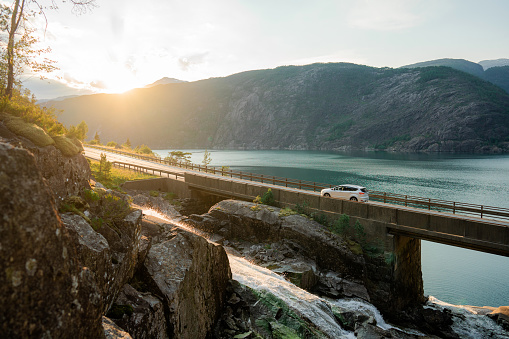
49;63;509;153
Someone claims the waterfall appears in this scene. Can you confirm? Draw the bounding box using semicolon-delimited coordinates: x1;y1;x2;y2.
141;208;508;338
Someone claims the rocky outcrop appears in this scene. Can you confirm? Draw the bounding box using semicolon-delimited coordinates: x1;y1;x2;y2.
0;142;104;338
139;221;232;338
107;284;168;339
0;121;90;205
185;200;368;300
62;209;144;313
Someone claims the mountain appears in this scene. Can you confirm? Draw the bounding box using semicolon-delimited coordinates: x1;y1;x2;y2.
45;62;509;153
401;58;485;78
145;77;187;88
479;58;509;70
402;58;509;94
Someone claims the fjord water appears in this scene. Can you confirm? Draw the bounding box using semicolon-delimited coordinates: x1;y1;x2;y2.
154;149;509;307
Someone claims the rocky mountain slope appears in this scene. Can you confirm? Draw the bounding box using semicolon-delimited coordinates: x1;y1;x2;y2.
47;62;509;153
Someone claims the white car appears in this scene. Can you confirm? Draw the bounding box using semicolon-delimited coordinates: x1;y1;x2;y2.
321;184;369;202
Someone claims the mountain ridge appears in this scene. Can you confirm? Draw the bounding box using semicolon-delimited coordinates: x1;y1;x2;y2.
46;62;509;153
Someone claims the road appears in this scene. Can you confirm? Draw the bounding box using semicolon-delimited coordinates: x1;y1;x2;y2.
84;146;509;228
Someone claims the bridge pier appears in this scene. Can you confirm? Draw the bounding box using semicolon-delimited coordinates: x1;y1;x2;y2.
392;235;426;308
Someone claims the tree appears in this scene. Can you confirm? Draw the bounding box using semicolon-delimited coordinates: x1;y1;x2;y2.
202;149;212;167
99;152;111;177
0;0;97;98
67;120;88;141
165;150;191;165
92;131;100;144
123;138;131;149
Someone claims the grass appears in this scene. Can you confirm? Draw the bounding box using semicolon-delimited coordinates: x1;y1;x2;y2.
89;159;157;191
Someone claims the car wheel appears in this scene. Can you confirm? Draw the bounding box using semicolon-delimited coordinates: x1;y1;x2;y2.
350;197;358;201
324;193;330;197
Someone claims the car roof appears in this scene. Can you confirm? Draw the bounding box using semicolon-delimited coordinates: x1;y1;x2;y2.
338;184;366;189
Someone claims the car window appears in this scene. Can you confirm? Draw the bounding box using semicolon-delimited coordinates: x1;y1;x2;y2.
360;188;367;193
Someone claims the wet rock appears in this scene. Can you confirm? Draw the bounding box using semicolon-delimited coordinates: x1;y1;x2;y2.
0;143;104;338
141;224;231;338
488;306;509;331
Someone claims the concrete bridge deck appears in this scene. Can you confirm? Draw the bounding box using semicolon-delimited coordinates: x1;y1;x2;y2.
85;146;509;257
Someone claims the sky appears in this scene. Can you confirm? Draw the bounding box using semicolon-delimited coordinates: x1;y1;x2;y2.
10;0;509;99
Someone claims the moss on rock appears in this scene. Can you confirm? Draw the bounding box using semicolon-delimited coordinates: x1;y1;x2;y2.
52;135;81;157
2;113;55;147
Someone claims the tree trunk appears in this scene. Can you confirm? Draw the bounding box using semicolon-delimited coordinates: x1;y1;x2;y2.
5;0;24;98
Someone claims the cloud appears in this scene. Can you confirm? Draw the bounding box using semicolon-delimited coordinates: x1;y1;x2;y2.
178;52;209;71
348;0;422;31
90;80;108;89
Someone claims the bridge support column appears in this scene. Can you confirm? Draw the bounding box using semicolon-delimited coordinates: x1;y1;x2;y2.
391;235;425;308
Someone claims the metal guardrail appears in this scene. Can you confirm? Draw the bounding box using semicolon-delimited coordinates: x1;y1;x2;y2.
85;144;509;221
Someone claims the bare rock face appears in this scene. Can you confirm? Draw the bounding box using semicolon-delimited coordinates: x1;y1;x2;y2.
62;210;143;313
0;142;104;338
187;200;366;295
108;284;168;339
141;223;232;339
0;121;91;205
31;145;91;204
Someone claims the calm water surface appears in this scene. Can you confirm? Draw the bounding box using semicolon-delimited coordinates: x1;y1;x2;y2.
155;149;509;307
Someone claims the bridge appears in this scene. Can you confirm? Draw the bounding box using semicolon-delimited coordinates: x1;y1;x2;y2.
85;145;509;309
84;145;509;257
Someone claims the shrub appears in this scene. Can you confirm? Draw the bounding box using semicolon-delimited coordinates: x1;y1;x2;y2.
149;190;160;197
332;214;350;235
261;188;276;206
106;141;118;147
83;189;100;202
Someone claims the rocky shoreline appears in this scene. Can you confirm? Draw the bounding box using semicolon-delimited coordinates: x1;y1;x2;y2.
1;126;508;338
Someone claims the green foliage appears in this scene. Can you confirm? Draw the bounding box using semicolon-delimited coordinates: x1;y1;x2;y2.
99;153;112;177
83;189;100;202
134;144;153;155
106;141;118;147
123;138;131;149
417;66;457;83
202;149;212;166
261;188;276;206
278;207;297;217
221;166;230;176
89;159;157;191
149;190;160;197
294;201;309;215
66;121;88;141
327;119;353;141
165;150;192;165
93;131;101;145
332;214;350;235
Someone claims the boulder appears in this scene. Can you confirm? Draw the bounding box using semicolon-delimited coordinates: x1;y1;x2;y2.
108;284;168;339
0;120;91;205
141;223;231;338
0;142;103;338
62;210;143;313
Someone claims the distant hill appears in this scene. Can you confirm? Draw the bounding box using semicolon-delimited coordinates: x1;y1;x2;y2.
145;77;187;88
401;58;509;93
45;63;509;153
479;58;509;70
401;58;485;78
